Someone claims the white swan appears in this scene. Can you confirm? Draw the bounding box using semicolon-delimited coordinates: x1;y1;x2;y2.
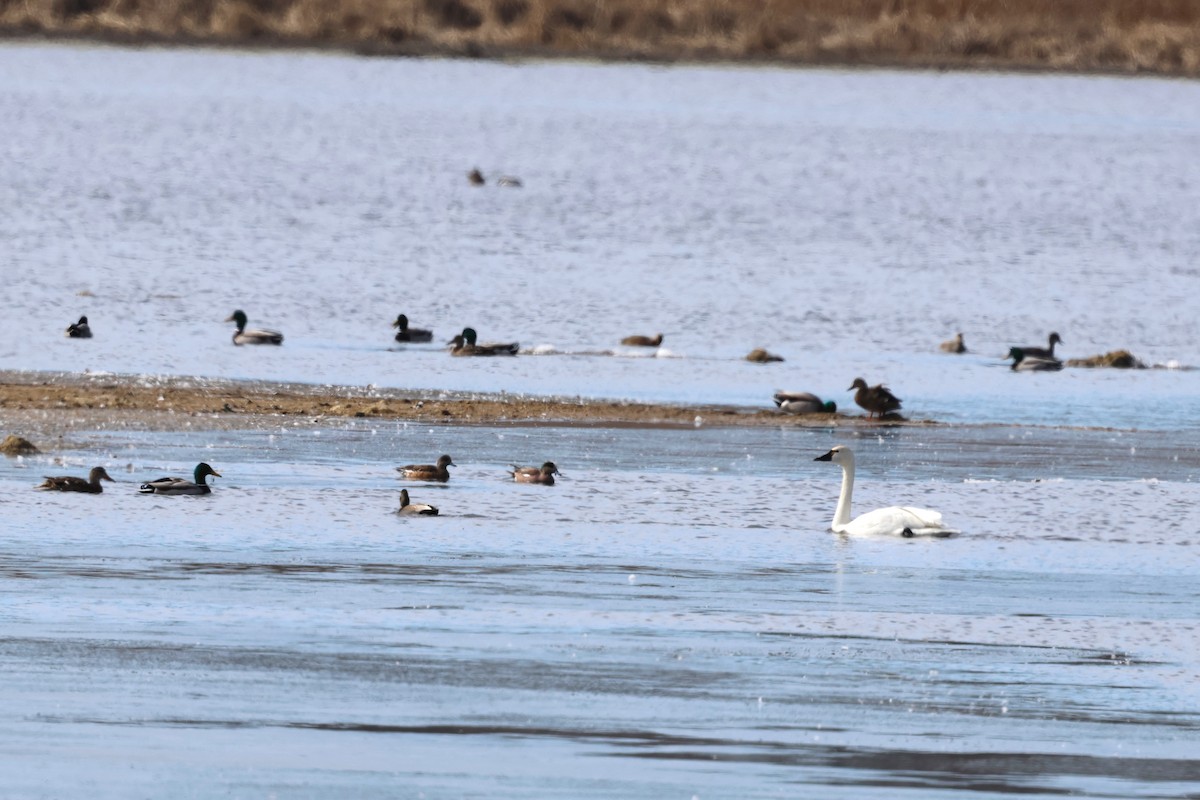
814;445;958;537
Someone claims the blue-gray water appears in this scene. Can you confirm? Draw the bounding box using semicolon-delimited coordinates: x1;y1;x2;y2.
2;42;1199;798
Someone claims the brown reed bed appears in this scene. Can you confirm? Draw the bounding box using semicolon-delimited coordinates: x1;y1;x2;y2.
2;0;1200;76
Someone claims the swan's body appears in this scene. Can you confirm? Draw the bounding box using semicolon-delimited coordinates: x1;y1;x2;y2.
814;446;957;537
509;461;560;485
139;462;221;495
1017;332;1062;359
397;489;439;515
621;333;663;347
1007;347;1063;372
66;315;92;338
36;466;114;493
393;314;433;343
226;310;283;346
773;391;836;414
397;454;455;482
939;332;966;353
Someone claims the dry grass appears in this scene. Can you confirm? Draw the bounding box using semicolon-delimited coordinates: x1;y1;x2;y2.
3;0;1200;75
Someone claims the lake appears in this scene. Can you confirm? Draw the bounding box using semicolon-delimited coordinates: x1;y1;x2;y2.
1;42;1198;798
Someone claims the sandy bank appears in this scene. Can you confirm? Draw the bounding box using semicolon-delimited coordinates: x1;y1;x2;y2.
4;0;1200;77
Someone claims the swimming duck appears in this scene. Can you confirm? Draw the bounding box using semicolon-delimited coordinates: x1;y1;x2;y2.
1016;332;1062;359
448;327;519;356
746;348;784;363
396;454;455;481
65;315;92;338
496;176;523;187
392;314;433;343
509;461;561;485
849;378;902;419
773;391;837;414
36;466;115;493
468;168;485;186
939;332;966;353
621;333;663;347
396;489;439;516
226;310;283;346
138;462;221;495
815;445;958;537
1007;347;1063;372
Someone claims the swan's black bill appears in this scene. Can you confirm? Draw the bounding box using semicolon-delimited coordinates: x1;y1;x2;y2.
814;450;834;462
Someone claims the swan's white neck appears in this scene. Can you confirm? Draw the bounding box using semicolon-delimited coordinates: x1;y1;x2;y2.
833;457;855;530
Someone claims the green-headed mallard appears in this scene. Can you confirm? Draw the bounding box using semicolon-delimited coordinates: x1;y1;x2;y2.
773;391;837;414
397;489;439;515
939;332;966;353
396;454;454;482
621;333;663;347
1007;347;1063;372
849;378;902;419
1016;332;1062;359
66;315;92;339
36;466;114;493
509;461;561;485
393;314;433;343
138;462;221;495
448;327;518;357
226;310;283;346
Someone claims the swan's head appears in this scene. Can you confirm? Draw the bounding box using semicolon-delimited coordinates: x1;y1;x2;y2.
848;378;868;391
1049;332;1063;345
814;445;854;465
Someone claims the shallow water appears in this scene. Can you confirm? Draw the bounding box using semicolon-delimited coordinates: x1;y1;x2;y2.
2;42;1200;798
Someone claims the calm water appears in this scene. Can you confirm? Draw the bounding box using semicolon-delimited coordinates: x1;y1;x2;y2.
2;42;1200;798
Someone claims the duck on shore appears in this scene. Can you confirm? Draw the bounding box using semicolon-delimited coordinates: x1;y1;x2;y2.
773;391;837;414
392;314;433;343
226;310;283;346
397;454;455;481
36;466;115;493
138;462;221;495
849;378;902;419
65;316;92;338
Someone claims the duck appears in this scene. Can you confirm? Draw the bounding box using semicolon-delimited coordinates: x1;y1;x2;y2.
448;327;519;356
509;461;561;485
468;168;485;186
773;391;837;414
814;445;958;537
746;348;784;363
396;454;454;482
1007;347;1063;372
65;315;92;338
138;462;221;495
392;314;433;343
1016;332;1062;359
396;489;439;516
226;310;283;346
939;332;966;353
36;466;115;493
621;333;663;347
849;378;902;419
496;176;523;187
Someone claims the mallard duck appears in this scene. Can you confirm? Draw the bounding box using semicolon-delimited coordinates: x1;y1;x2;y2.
815;445;958;537
138;462;221;495
396;454;454;482
849;378;902;419
468;168;485;186
746;348;784;363
226;310;283;346
397;489;439;515
939;332;966;353
448;327;519;356
1007;347;1063;372
621;333;663;347
773;391;837;414
1016;332;1062;359
65;315;92;338
509;461;561;485
392;314;433;343
36;466;114;493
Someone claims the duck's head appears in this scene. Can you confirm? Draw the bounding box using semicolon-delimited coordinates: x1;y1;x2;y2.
225;310;248;330
1049;332;1063;345
77;315;89;325
814;444;854;465
195;462;222;483
541;461;561;475
393;314;409;330
468;168;485;186
822;400;837;413
848;378;868;391
436;455;455;469
399;489;411;507
90;466;115;483
461;327;479;346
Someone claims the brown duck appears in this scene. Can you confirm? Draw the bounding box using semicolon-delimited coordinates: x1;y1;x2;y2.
36;466;115;493
849;378;902;419
939;333;966;353
396;454;454;481
621;333;663;347
509;461;561;485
